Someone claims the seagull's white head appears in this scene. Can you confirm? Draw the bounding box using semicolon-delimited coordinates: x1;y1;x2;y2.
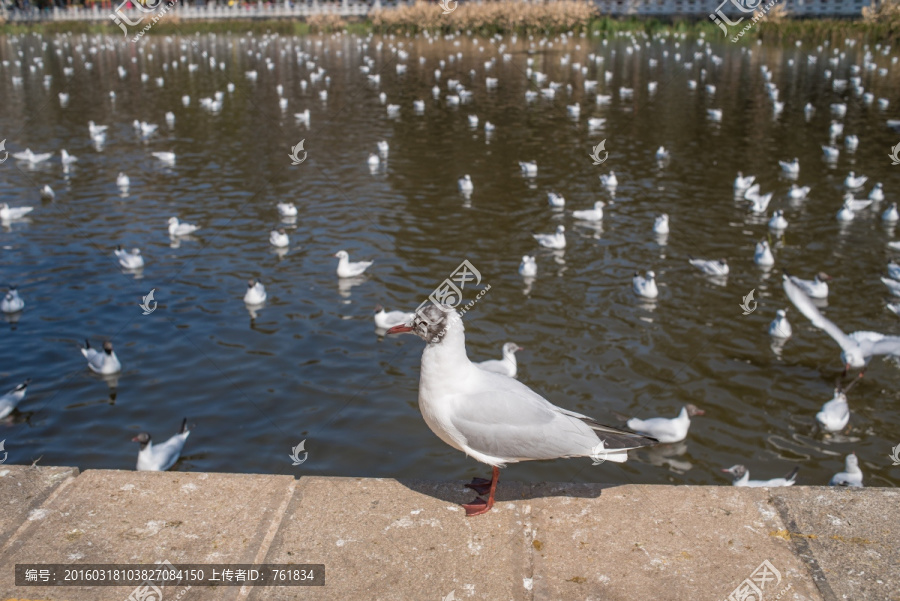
168;217;178;225
502;342;523;355
334;250;349;260
841;348;865;369
556;225;565;234
845;452;859;471
646;270;656;279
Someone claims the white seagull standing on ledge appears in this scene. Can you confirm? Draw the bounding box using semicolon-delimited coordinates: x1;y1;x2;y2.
387;304;657;516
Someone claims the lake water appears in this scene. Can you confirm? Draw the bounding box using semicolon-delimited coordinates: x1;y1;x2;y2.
1;29;898;489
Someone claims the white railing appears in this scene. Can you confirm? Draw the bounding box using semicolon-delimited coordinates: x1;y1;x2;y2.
3;0;871;22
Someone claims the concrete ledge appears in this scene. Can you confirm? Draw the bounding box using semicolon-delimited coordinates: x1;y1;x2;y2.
0;466;896;601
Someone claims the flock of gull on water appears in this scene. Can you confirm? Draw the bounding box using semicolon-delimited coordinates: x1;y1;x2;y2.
2;27;896;509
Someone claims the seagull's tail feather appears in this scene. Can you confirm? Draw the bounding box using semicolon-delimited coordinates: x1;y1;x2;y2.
784;466;800;482
578;417;658;449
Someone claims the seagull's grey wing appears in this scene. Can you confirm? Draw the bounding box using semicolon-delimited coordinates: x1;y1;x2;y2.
449;375;654;461
152;432;189;470
860;335;900;358
783;275;857;353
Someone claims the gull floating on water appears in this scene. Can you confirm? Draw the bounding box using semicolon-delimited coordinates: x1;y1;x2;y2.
822;145;840;162
533;225;566;249
334;250;373;278
476;342;523;378
458;175;474;194
779;157;800;176
519;161;537;177
60;149;77;168
768;209;788;231
829;453;863;487
114;246;144;270
632;270;658;299
13;148;52;164
844;172;868;189
788;185;810;200
269;228;289;248
385;304;657;516
168;217;200;237
816;375;860;433
1;287;24;313
882;203;899;223
600;171;617;189
783;273;900;370
152;151;175;165
722;465;798;487
547;192;565;209
837;198;856;222
627;404;703;443
754;241;775;267
243;279;267;305
519;255;537;277
277;202;298;217
81;340;121;375
869;183;884;202
367;153;380;168
734;172;755;194
653;214;669;235
573;201;605;222
40;185;54;201
655;146;670;161
117;173;130;189
689;257;729;276
88;121;107;138
769;308;792;338
0;379;29;419
133;418;191;472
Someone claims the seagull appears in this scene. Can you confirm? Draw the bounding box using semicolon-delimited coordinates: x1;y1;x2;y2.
837;199;856;222
294;109;310;126
1;287;24;313
0;379;30;419
60;149;78;167
829;453;863;487
880;277;900;296
587;117;606;129
377;140;389;156
816;376;860;433
654;214;669;235
476;342;523;378
566;104;580;118
547;192;565;208
746;190;773;214
81;340;122;375
168;217;200;237
783;273;900;370
655;146;670;161
269;228;290;248
707;108;723;122
114;246;144;270
632;271;658;299
600;172;617;188
518;255;537;277
40;185;54;201
385;304;657;516
768;209;788;231
374;305;416;331
277;202;298;217
152;151;175;165
787;271;831;299
689;257;729;276
844;193;872;212
519;161;537;177
822;145;840;162
133;418;191;472
845;135;859;151
12;148;52;164
829;121;844;138
572;201;604;221
117;173;130;189
882;203;899;222
134;120;158;137
869;183;884;202
721;465;798;487
845;172;868;189
769;309;791;338
627;404;704;444
788;185;811;200
367;153;380;168
888;261;900;281
0;203;34;221
734;172;755;193
334;250;373;278
533;225;566;249
468;114;480;127
779;158;800;175
243;279;267;305
88;121;108;138
458;175;474;194
754;241;775;267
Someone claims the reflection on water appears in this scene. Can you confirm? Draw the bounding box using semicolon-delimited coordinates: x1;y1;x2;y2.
0;30;897;488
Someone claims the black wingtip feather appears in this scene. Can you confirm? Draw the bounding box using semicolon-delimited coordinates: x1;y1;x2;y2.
180;418;188;434
784;466;800;481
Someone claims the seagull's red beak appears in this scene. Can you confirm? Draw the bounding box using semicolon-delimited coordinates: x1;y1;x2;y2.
131;436;140;442
386;324;413;335
720;468;731;473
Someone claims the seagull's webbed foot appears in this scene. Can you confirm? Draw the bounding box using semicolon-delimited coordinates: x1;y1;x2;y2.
461;466;499;517
462;497;492;516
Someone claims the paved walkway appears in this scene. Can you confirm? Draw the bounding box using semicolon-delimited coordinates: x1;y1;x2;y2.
0;465;896;600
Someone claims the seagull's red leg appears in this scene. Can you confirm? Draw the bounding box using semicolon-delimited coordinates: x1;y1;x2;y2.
462;466;499;517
